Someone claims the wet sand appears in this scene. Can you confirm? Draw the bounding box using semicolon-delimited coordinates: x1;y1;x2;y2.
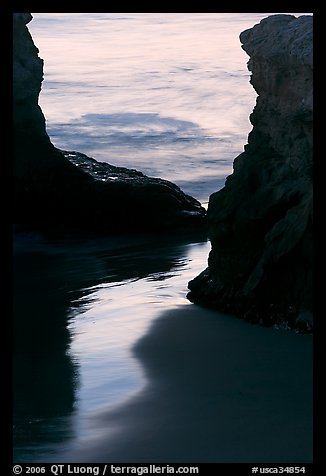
60;304;313;463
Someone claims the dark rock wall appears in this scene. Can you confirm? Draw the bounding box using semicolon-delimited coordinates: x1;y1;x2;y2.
188;15;313;331
13;13;47;148
13;14;206;233
13;13;93;209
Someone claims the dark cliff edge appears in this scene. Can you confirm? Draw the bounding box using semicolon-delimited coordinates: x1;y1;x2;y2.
188;15;313;332
13;13;206;235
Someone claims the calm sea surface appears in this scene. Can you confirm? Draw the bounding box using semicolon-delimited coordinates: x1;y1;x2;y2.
29;12;304;204
14;13;312;462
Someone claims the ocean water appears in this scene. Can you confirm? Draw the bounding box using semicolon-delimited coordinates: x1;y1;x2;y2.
14;13;313;463
28;12;307;205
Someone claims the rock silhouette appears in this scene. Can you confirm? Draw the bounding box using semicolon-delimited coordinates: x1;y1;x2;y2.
188;15;313;332
13;13;206;234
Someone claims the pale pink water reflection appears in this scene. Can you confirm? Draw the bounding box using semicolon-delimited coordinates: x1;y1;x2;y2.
29;13;310;203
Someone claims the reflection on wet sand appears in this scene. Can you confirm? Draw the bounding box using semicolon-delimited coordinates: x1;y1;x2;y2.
13;247;78;461
13;230;207;462
57;306;312;463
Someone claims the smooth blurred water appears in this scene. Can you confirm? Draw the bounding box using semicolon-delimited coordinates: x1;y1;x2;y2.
14;13;312;462
13;232;210;461
29;12;308;204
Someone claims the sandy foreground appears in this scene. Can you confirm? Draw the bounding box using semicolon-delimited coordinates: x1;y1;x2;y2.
58;304;312;463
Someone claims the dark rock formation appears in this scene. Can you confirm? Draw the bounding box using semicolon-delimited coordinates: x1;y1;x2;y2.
13;13;206;234
188;15;313;332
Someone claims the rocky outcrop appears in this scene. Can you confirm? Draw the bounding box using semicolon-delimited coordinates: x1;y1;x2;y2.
13;13;206;233
188;15;313;332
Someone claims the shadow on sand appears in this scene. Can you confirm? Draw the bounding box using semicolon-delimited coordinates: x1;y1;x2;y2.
57;304;313;463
